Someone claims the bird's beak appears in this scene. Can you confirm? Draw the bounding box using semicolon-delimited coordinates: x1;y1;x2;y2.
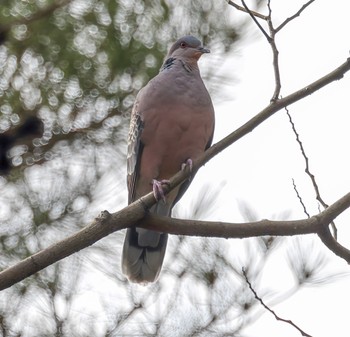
197;46;210;54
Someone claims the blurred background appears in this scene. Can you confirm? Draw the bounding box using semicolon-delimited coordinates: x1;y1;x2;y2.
1;0;350;336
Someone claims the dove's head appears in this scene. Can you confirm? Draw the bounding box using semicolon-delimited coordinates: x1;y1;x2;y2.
166;35;210;61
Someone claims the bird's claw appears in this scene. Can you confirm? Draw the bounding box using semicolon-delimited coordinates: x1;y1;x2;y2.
152;179;170;202
181;158;193;172
181;158;193;181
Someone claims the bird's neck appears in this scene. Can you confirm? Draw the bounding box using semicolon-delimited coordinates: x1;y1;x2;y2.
161;57;176;71
160;57;199;73
179;59;199;72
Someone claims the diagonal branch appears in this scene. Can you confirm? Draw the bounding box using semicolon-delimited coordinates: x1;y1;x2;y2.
286;109;328;208
276;0;316;33
292;178;311;218
0;58;349;291
197;57;350;170
241;0;271;41
286;108;337;238
242;268;312;337
227;1;268;20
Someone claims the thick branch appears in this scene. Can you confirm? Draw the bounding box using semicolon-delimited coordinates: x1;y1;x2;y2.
1;190;350;291
0;58;349;291
139;215;319;238
139;192;350;247
0;203;147;291
317;225;350;262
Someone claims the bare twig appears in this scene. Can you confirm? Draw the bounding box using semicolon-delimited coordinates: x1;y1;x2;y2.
236;1;281;101
286;108;337;239
266;0;281;101
276;0;316;33
227;1;268;20
241;0;271;41
292;178;310;218
242;268;313;337
229;1;317;102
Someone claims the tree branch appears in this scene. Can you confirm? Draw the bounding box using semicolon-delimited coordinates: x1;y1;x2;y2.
241;0;270;41
275;0;316;33
242;268;312;337
0;58;349;291
317;225;350;262
266;0;281;101
231;1;316;101
227;1;268;20
1;188;350;291
286;108;337;238
292;178;310;218
198;57;350;170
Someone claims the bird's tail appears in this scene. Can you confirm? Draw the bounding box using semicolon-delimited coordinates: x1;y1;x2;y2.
121;202;170;283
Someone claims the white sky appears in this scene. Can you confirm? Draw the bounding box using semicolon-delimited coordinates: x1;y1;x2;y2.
177;1;350;336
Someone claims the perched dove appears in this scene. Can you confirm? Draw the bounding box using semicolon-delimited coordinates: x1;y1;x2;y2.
122;36;215;283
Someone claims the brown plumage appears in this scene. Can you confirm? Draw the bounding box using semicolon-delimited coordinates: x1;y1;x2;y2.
122;36;215;283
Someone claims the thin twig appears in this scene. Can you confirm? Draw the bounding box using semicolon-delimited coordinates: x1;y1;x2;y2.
276;0;316;33
292;178;310;218
241;0;271;42
238;0;281;101
230;1;316;102
286;107;337;239
242;268;313;337
227;0;268;20
266;0;281;101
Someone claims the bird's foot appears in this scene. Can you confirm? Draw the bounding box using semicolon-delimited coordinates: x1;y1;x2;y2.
152;179;170;202
181;158;193;181
181;158;193;172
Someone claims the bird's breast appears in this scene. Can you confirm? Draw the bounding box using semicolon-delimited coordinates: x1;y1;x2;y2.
136;63;214;182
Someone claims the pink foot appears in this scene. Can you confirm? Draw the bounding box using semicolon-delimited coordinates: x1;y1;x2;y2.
152;179;170;202
181;158;193;172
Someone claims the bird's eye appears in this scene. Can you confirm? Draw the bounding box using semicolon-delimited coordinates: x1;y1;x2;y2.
180;42;187;48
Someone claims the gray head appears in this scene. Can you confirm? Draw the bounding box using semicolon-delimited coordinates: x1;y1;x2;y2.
166;35;210;61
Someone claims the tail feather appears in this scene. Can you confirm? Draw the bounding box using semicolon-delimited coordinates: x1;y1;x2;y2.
122;228;168;283
121;202;170;283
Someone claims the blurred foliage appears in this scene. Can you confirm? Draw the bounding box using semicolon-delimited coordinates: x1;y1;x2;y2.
0;0;239;176
0;0;344;336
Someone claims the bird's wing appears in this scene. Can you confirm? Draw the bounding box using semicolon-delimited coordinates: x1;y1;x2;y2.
127;94;144;204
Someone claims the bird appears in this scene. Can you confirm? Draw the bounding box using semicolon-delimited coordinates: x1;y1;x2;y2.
121;35;215;283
